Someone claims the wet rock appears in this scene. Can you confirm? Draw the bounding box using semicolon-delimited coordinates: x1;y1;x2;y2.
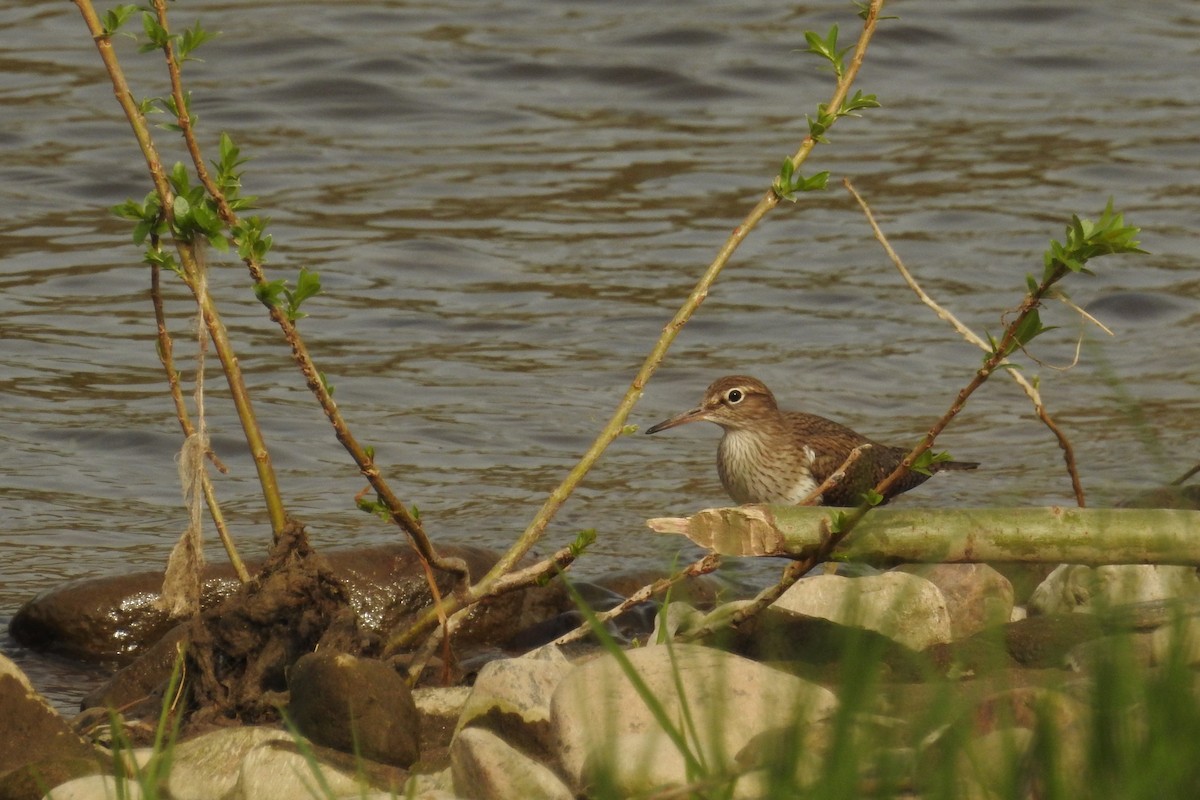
773;571;952;651
450;728;572;800
896;564;1014;640
9;568;242;664
0;654;100;786
1029;564;1200;615
80;624;188;716
9;543;513;665
287;651;420;768
549;643;837;793
735;603;930;681
996;612;1106;668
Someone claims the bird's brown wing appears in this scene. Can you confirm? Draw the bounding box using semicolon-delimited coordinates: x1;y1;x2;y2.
789;413;932;507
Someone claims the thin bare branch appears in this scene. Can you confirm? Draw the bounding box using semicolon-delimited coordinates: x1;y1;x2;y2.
551;553;722;647
843;177;1086;506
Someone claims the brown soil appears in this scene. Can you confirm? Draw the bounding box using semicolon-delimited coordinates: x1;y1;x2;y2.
185;518;367;727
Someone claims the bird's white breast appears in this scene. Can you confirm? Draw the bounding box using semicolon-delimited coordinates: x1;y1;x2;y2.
718;430;819;505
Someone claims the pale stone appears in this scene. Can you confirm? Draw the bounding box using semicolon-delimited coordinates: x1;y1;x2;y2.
42;775;143;800
454;645;573;752
235;741;365;800
413;686;472;720
1029;564;1200;615
896;564;1014;639
450;727;572;800
167;726;292;800
401;767;456;798
580;728;689;797
951;727;1035;800
773;572;952;650
550;643;837;791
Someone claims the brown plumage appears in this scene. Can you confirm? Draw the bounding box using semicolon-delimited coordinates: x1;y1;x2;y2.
645;375;978;507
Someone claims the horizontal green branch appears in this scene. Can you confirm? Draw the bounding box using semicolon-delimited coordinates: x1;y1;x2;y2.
647;506;1200;566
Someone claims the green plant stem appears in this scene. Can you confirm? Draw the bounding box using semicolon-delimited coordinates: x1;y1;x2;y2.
76;0;290;539
388;0;888;652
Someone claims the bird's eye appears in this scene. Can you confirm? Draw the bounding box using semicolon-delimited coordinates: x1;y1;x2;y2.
726;389;744;404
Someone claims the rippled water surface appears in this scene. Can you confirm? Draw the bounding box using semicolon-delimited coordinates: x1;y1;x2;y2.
3;0;1198;707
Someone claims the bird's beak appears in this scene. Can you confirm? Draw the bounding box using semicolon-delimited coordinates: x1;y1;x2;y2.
645;405;708;435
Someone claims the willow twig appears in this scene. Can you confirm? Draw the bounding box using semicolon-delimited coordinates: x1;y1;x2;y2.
551;553;722;648
403;543;585;684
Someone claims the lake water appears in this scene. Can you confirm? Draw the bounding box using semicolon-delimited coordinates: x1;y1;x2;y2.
2;0;1198;709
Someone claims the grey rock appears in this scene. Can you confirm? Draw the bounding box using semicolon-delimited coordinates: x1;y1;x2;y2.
896;564;1014;640
41;775;143;800
450;727;572;800
167;726;292;800
454;645;573;754
773;571;952;651
1029;564;1200;615
235;740;364;800
550;643;837;792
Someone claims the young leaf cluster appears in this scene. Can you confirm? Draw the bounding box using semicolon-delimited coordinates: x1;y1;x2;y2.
1039;198;1145;283
112;193;181;276
804;25;854;80
214;133;255;212
910;449;953;477
774;159;830;202
992;200;1144;360
139;12;216;63
165;162;227;249
807;90;880;143
773;19;881;202
100;4;139;37
254;268;322;323
113;192;167;246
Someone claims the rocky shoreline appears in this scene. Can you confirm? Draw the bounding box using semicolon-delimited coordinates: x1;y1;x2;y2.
5;533;1200;799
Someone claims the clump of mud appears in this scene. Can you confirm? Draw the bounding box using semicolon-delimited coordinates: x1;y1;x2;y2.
186;518;370;725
